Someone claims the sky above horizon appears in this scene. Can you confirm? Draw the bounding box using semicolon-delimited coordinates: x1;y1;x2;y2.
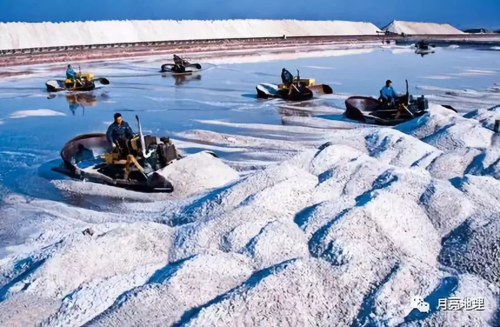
1;0;499;29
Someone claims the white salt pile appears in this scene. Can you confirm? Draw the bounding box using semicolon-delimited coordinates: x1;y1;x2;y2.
0;19;381;50
382;20;463;35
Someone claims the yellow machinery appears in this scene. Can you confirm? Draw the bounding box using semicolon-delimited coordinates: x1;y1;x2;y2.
64;72;94;84
278;78;316;89
104;152;120;164
104;136;141;164
103;136;146;180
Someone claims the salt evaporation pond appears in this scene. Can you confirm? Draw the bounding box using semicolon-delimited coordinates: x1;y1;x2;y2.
0;46;498;199
0;45;500;326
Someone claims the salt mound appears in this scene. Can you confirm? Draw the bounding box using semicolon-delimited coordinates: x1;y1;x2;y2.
158;151;240;198
0;197;130;251
481;149;500;179
159;145;487;324
382;20;463;35
422;119;493;151
441;217;500;286
88;251;253;327
179;258;363;326
407;274;498;326
427;147;483;180
368;260;444;326
167;163;317;226
0;293;59;327
167;164;318;260
292;145;389;204
241;221;309;270
41;266;159;326
0;19;381;50
396;104;461;140
289;128;442;170
12;223;174;298
464;104;500;131
452;175;500;218
396;105;500;181
306;167;457;267
363;128;441;168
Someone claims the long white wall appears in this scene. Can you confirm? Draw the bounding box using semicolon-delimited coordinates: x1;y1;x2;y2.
0;19;381;50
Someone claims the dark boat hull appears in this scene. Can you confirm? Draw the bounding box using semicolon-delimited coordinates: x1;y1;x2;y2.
256;83;314;101
46;80;96;92
160;63;202;74
51;133;175;192
161;71;193;76
415;49;435;55
345;95;426;126
53;164;174;193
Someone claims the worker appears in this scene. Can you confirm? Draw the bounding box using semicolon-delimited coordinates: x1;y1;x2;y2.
66;64;76;80
173;54;187;73
380;80;398;107
281;68;293;88
173;54;186;65
106;113;134;145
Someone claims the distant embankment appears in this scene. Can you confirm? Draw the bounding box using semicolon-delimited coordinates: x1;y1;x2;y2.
0;19;381;50
1;19;499;68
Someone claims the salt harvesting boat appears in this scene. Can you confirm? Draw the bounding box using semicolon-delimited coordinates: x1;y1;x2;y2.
46;72;110;92
344;80;454;126
160;63;202;75
52;115;215;192
414;40;436;56
256;70;333;101
160;56;202;75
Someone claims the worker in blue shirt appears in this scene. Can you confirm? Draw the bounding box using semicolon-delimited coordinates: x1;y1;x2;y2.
106;113;134;145
106;113;144;180
66;64;76;80
380;80;399;106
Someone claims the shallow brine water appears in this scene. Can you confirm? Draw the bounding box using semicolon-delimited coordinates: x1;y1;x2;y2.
0;45;499;199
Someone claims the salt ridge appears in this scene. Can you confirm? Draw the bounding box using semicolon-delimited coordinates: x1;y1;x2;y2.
0;19;381;50
1;104;500;325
